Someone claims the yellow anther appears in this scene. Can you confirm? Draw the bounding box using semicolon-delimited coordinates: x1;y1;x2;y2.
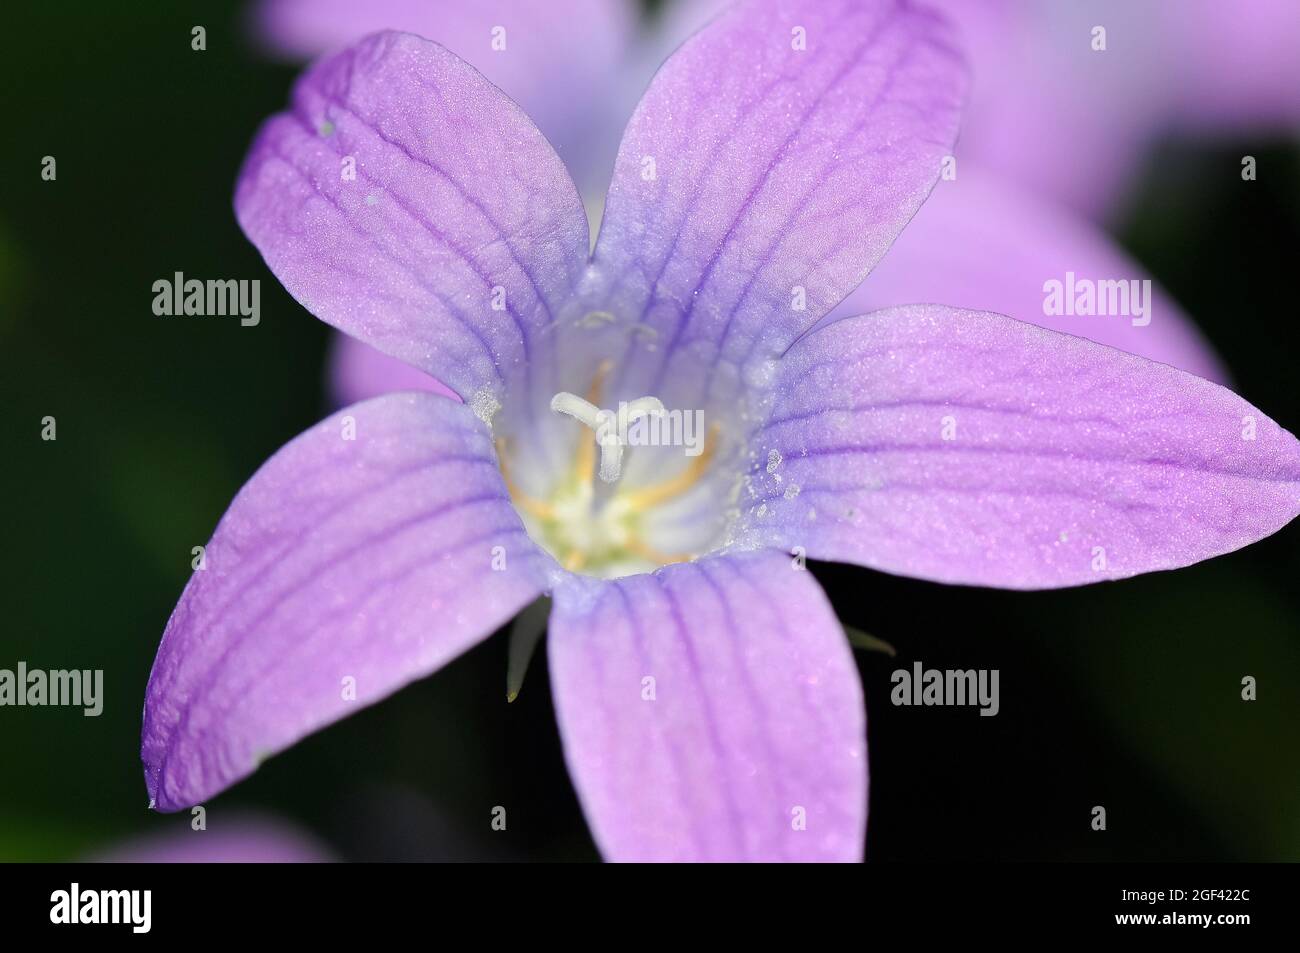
625;539;693;566
572;360;614;484
586;359;614;404
619;423;722;512
495;437;556;520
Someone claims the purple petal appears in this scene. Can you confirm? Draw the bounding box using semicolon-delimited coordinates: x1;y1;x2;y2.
589;0;966;389
143;393;551;811
743;305;1300;590
234;31;590;400
825;165;1229;383
548;551;866;861
329;333;458;406
253;0;637;191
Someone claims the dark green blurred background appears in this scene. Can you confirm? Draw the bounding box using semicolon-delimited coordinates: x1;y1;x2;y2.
1;1;1297;861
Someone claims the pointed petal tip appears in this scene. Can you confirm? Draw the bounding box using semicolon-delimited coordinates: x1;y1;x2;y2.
752;304;1300;590
141;394;548;810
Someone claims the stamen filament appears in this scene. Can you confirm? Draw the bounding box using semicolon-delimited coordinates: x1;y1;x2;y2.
625;539;693;566
572;360;612;484
620;423;721;510
495;437;556;519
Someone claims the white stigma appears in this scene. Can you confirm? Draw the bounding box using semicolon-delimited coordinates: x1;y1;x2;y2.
550;391;665;483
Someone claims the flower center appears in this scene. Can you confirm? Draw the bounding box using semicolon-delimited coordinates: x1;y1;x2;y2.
496;361;723;578
549;390;666;485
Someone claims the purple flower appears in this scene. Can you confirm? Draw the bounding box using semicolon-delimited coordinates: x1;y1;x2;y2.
143;1;1300;861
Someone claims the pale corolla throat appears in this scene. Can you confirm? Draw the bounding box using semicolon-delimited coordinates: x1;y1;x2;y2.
495;361;723;578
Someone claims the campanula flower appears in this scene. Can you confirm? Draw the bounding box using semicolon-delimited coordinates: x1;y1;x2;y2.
143;1;1300;861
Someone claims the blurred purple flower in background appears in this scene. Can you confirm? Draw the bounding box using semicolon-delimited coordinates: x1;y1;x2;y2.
253;0;1282;405
657;0;1300;218
140;1;1300;861
90;814;332;863
928;0;1300;218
